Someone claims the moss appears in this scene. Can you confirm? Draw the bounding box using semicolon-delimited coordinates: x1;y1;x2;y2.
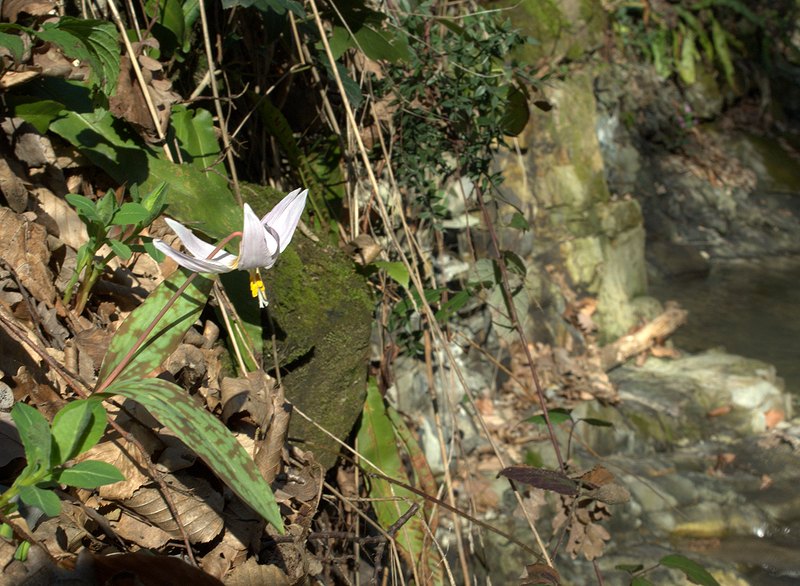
240;183;374;470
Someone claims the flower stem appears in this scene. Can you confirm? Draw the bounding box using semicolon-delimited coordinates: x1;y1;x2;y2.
93;231;243;394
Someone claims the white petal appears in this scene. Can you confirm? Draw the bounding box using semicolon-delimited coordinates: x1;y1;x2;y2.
262;188;307;253
238;204;279;270
164;218;227;262
153;239;236;273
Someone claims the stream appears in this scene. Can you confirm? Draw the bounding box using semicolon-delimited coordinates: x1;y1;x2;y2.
649;255;800;399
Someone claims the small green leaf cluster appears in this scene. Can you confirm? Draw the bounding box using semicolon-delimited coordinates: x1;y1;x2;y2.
63;183;168;313
375;3;529;223
0;400;123;518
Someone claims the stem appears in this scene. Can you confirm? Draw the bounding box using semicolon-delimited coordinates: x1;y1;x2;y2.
93;231;243;394
474;186;566;473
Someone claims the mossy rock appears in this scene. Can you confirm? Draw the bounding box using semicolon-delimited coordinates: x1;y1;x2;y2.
496;0;607;63
240;184;373;470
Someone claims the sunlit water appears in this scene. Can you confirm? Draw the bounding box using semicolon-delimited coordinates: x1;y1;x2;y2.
649;255;800;398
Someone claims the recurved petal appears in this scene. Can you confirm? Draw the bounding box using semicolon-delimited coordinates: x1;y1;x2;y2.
261;188;307;253
152;239;236;273
163;218;225;262
238;203;280;270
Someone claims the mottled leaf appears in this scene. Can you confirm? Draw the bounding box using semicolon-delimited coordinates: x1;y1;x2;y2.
498;466;579;496
101;378;283;532
97;269;213;385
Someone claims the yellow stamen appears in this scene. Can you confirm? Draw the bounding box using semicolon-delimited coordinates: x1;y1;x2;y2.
249;273;265;298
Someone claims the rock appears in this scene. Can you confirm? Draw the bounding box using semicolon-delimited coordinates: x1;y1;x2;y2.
239;184;373;471
647;241;711;279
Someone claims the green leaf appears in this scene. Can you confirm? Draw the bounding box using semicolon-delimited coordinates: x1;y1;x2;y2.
101;378;283;531
49;108;241;240
527;408;572;426
659;555;719;586
354;25;410;63
616;564;644;574
111;202;150;226
170;106;228;192
501;85;530;136
434;290;471;322
108;239;132;260
502;250;527;277
374;261;410;290
677;29;697;85
56;461;124;488
579;418;614;428
631;577;654;586
9;99;65;135
65;193;99;222
0;31;25;62
10;403;52;467
51;399;106;464
18;485;61;517
95;191;116;225
97;269;213;384
711;18;736;89
508;212;530;232
35;18;120;94
357;381;436;575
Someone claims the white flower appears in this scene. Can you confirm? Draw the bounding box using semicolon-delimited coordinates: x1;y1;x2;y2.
153;188;308;306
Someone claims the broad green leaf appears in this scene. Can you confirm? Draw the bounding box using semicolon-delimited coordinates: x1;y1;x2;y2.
374;261;410;290
385;394;443;584
357;381;440;581
101;378;283;531
57;461;124;488
35;18;120;94
146;0;185;57
9;99;65;134
10;403;51;467
503;250;527;277
170;106;228;191
660;555;719;586
329;27;351;60
51;399;106;464
65;193;99;222
97;269;213;384
631;578;654;586
527;407;572;426
95;191;117;226
49;108;241;240
111;202;150;226
0;31;24;62
222;0;305;17
501;85;530;136
353;25;410;63
19;485;60;517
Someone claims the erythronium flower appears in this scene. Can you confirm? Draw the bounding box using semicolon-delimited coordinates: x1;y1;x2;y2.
153;188;308;307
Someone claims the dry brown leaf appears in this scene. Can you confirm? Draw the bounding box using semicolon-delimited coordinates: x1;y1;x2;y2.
78;427;158;501
0;208;56;304
31;187;88;251
1;0;55;21
707;404;733;418
521;563;561;586
79;551;224;586
113;509;173;549
0;156;28;213
224;556;291;586
254;384;289;484
764;408;785;429
123;473;224;544
220;371;275;426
